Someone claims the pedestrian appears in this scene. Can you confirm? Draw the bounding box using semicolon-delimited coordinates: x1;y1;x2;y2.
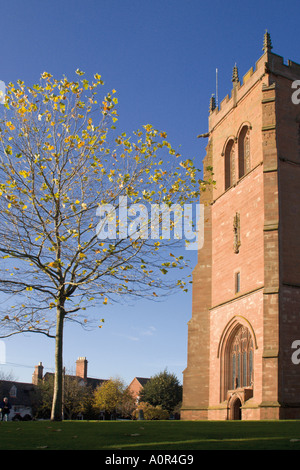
0;397;11;421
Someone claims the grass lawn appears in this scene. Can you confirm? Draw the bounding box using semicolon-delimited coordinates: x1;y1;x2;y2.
0;420;300;450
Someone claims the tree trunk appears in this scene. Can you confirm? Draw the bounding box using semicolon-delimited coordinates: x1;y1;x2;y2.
51;306;64;421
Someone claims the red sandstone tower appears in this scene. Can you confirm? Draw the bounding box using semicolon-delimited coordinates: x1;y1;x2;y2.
181;32;300;420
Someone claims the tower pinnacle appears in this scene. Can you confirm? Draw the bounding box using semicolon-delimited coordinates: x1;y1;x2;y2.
209;94;216;113
232;64;239;84
263;30;273;52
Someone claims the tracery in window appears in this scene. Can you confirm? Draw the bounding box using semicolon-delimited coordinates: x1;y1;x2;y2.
229;326;253;390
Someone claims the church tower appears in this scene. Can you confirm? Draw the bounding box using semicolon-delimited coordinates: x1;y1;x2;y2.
181;33;300;420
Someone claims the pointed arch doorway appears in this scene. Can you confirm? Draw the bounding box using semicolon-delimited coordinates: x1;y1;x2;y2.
229;395;242;420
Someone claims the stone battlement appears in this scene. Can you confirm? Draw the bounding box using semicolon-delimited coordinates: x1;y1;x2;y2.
209;36;300;130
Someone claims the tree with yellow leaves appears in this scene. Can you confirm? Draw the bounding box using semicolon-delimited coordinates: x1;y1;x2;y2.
93;377;135;418
0;70;211;420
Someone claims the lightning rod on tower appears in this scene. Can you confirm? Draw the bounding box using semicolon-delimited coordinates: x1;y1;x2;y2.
216;68;218;108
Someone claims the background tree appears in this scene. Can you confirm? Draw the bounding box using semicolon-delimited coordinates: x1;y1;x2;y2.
139;369;182;413
35;374;54;419
63;375;94;420
35;372;95;419
0;370;16;381
93;377;135;418
0;71;210;420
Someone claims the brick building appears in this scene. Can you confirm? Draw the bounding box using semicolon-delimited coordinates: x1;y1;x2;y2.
181;33;300;420
128;377;150;403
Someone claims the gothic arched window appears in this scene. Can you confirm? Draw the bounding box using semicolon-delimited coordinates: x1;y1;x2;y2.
229;326;254;389
224;139;235;190
238;126;251;178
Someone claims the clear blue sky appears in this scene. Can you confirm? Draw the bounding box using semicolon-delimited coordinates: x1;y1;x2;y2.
0;0;299;385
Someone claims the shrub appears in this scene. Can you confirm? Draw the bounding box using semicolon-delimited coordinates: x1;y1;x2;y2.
133;401;169;420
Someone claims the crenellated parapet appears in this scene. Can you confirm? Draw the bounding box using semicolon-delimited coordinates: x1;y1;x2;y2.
209;32;300;131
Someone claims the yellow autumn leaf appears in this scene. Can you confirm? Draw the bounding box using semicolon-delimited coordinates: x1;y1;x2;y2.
19;170;30;178
6;121;15;130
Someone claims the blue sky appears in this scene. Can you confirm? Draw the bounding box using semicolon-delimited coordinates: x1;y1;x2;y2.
0;0;299;385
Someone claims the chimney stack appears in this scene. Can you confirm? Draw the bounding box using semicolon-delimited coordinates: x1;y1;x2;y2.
32;362;44;385
76;357;88;381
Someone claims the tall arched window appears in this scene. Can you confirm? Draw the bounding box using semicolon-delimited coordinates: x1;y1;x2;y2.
219;320;256;402
229;326;254;390
224;139;235;190
238;126;250;178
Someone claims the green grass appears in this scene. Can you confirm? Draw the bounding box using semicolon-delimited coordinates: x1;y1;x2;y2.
1;420;300;450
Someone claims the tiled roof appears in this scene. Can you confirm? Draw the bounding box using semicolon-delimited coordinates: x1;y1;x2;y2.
0;380;36;407
135;377;150;386
44;372;107;390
